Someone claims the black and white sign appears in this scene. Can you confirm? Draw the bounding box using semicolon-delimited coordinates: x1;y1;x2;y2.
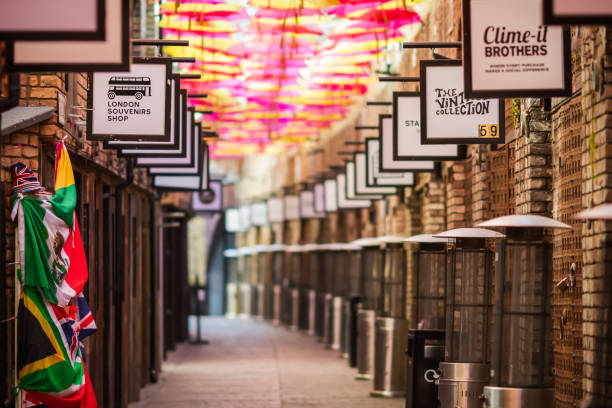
393;92;460;160
336;174;371;210
284;196;300;220
379;114;437;172
152;138;209;192
0;0;104;41
88;58;171;141
366;138;414;187
543;0;612;25
464;0;571;98
192;180;223;213
299;191;324;219
239;205;252;230
314;183;325;215
345;162;384;200
420;61;505;144
7;0;129;72
324;179;338;212
251;202;269;226
354;153;397;196
225;208;242;232
267;198;284;223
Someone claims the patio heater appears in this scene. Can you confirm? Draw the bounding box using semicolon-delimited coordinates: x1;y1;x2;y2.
306;244;322;336
297;244;316;333
252;245;267;320
322;243;338;345
341;242;363;362
257;245;273;321
314;244;330;339
223;248;239;318
403;234;448;408
352;237;383;381
328;243;348;351
371;236;409;398
432;228;505;408
238;246;253;318
476;215;570;408
286;245;303;331
270;244;286;326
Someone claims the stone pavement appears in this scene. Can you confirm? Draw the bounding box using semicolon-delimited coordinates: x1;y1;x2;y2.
130;317;405;408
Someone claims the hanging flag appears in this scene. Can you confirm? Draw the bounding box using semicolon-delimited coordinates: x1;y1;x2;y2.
11;142;88;306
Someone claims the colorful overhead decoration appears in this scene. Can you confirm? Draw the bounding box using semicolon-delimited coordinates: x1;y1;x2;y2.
160;0;426;158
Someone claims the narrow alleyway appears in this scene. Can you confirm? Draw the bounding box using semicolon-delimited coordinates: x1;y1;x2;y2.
130;317;404;408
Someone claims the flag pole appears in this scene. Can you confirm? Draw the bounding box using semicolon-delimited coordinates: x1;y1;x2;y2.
14;225;21;408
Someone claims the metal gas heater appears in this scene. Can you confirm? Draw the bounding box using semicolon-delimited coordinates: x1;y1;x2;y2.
270;244;286;325
258;245;273;321
433;228;505;408
326;243;346;351
283;245;301;328
237;246;253;318
477;215;570;408
403;234;448;408
371;236;409;398
305;243;321;336
352;237;383;381
341;242;363;362
286;244;306;331
252;245;267;320
223;248;239;318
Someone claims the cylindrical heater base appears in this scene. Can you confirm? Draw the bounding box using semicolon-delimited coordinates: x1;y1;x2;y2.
438;362;489;408
298;288;309;332
405;329;445;408
355;309;376;380
272;284;282;325
370;317;408;398
307;290;316;336
348;298;360;368
281;283;292;326
290;288;300;331
340;299;350;359
323;293;333;344
225;283;238;318
327;296;342;351
253;283;264;320
239;283;251;318
482;386;554;408
315;292;325;339
263;284;273;321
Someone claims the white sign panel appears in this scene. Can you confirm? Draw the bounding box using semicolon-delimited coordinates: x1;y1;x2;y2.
346;162;384;200
284;196;300;220
324;179;338;212
355;153;398;195
267;198;285;223
543;0;612;25
336;174;371;209
239;205;252;230
465;0;570;98
380;115;436;172
225;208;242;232
314;183;325;214
299;191;324;219
89;60;170;141
366;138;414;186
251;202;269;226
393;92;460;160
192;180;223;213
420;61;505;144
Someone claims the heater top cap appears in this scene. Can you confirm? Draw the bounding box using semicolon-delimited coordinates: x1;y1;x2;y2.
224;248;239;258
577;203;612;220
434;227;505;239
404;234;449;243
351;237;383;247
477;214;571;229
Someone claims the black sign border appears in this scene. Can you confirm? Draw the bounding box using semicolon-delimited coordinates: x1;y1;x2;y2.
345;162;386;200
145;123;203;174
464;0;572;98
392;91;463;161
379;114;438;172
0;0;105;41
420;60;506;145
336;173;373;210
87;57;172;142
353;152;398;196
5;0;129;72
542;0;612;25
365;137;415;188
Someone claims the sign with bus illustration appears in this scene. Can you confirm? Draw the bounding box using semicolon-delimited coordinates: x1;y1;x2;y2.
88;58;171;141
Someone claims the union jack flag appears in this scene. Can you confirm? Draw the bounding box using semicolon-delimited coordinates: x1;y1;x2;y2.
50;292;97;363
10;162;43;194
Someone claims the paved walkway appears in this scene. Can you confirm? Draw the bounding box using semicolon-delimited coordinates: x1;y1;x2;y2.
130;317;405;408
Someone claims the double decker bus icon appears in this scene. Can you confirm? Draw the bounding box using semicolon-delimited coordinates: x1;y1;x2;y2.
107;76;151;100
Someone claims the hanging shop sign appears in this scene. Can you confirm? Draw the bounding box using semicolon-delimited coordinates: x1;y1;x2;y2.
7;0;130;72
0;0;104;41
393;92;460;160
314;183;326;215
336;174;371;210
543;0;612;25
354;153;398;196
88;58;171;142
464;0;571;98
149;137;207;178
239;205;252;230
345;162;384;200
251;202;269;226
267;197;284;223
420;61;505;144
105;75;182;151
299;190;324;219
152;141;209;191
379;114;436;172
225;208;242;232
324;179;338;213
365;138;414;187
284;195;300;220
192;180;223;213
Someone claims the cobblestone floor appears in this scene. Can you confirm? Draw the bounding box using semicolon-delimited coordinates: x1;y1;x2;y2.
130;317;405;408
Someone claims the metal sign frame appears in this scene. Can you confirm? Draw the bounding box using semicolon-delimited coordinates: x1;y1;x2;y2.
336;174;372;210
251;202;269;226
420;60;506;144
191;180;223;213
299;190;324;219
267;197;285;223
464;0;572;98
284;195;300;220
365;138;414;187
313;183;326;215
379;114;437;172
345;162;385;200
324;179;338;213
543;0;612;25
87;57;172;141
353;153;397;196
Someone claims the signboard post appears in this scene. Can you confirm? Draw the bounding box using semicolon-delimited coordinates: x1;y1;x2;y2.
464;0;571;98
420;60;505;145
